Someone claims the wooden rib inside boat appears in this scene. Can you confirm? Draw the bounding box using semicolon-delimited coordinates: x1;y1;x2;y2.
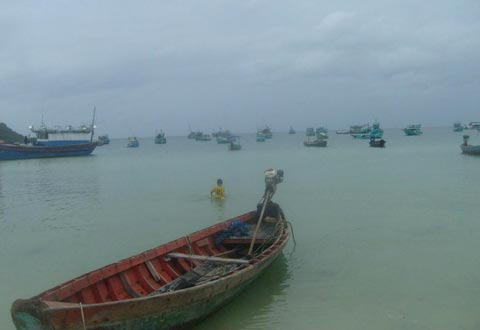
11;169;290;330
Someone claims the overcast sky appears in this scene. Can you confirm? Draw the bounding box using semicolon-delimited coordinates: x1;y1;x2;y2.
1;0;479;137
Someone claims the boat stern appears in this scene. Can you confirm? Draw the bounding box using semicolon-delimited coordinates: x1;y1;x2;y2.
11;299;48;330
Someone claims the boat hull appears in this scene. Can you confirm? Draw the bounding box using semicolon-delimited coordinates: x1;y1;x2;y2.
0;143;96;161
13;250;282;330
461;144;480;155
11;209;289;330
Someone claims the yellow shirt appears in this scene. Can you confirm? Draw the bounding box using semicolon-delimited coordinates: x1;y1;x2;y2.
211;185;225;200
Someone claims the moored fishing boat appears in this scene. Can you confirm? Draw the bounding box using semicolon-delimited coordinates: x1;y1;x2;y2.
11;169;290;330
258;127;272;139
403;124;423;136
0;114;97;161
460;135;480;155
195;133;212;141
453;122;464;132
369;136;386;148
228;136;242;151
352;122;383;139
127;137;139;148
256;133;266;142
315;127;328;139
350;124;371;135
155;131;167;144
288;126;296;134
98;135;110;145
304;128;327;147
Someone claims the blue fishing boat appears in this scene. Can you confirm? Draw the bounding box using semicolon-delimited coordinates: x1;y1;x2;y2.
403;124;423;136
0;116;97;160
350;124;371;135
353;122;383;139
256;133;266;142
215;130;233;144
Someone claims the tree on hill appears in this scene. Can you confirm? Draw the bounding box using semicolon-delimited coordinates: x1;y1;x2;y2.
0;123;23;143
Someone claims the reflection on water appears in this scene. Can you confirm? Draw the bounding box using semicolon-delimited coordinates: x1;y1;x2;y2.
0;158;100;232
195;254;291;330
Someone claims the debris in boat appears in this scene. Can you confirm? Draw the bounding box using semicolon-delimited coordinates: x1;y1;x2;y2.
214;220;250;245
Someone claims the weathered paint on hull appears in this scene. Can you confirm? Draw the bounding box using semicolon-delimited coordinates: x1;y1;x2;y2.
12;238;287;330
0;143;96;161
12;252;283;330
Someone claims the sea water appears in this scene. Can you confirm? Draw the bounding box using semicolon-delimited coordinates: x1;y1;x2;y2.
1;128;479;329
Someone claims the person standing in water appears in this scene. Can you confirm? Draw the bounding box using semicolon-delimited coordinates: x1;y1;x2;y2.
211;179;225;200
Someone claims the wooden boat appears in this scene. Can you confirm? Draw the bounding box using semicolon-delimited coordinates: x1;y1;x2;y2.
0;142;97;160
11;170;289;330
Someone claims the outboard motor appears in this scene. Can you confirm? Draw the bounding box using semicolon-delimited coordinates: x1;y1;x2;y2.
264;168;284;196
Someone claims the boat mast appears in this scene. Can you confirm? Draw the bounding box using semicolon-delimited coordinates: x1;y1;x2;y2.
90;107;96;143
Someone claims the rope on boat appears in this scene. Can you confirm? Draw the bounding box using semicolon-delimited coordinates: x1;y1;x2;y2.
286;221;297;246
79;302;87;330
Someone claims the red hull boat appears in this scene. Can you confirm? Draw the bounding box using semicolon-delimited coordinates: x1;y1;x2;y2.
12;170;289;330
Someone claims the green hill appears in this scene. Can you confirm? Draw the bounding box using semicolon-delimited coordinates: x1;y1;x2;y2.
0;123;23;143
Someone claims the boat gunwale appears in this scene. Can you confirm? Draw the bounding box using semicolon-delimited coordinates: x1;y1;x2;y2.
41;228;289;312
31;211;257;301
37;222;289;311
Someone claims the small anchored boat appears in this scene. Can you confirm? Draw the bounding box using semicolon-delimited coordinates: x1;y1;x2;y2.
11;169;290;330
369;137;386;148
228;136;242;151
403;124;423;136
453;122;464;132
258;127;272;139
288;126;296;134
155;131;167;144
127;137;139;148
97;135;110;145
256;133;266;142
195;133;212;141
304;128;327;147
461;135;480;155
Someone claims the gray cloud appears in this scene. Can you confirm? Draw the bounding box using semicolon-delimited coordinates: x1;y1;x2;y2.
1;0;479;136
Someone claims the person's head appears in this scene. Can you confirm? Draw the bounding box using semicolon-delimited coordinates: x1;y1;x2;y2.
217;179;223;186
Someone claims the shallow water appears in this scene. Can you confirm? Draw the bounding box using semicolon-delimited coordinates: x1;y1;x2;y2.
1;128;479;329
